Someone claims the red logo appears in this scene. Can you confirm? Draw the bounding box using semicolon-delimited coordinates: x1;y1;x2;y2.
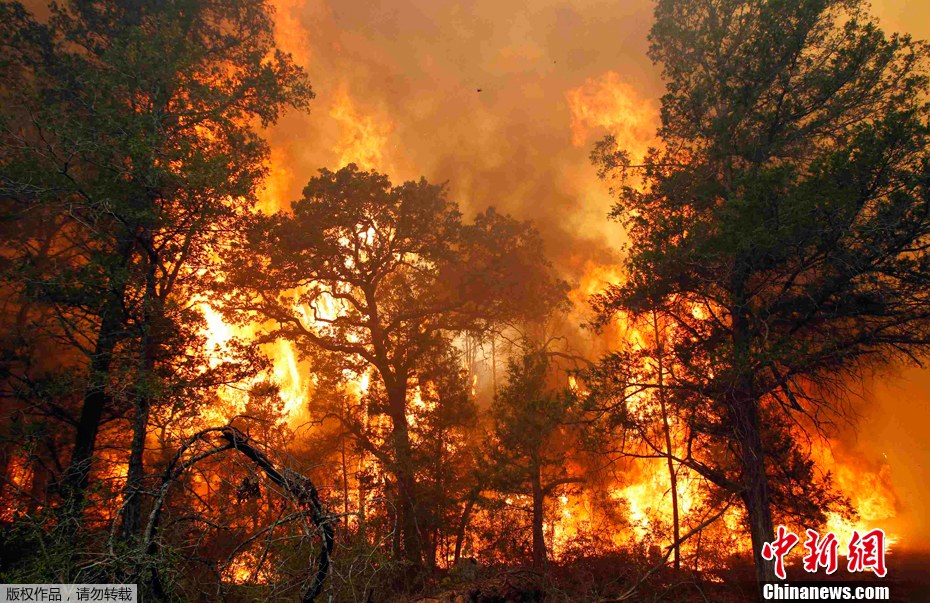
847;529;888;577
762;526;888;579
762;525;800;580
802;528;839;575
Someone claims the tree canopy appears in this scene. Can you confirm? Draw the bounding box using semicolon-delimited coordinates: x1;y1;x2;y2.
221;164;568;570
591;0;930;584
0;0;312;565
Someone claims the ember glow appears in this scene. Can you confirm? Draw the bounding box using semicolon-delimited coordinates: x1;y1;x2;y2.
2;0;930;601
248;0;927;551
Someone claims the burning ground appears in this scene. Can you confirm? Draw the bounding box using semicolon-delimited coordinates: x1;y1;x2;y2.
2;0;930;602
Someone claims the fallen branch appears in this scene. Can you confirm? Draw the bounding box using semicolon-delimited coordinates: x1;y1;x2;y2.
218;426;335;603
142;424;335;602
604;497;736;601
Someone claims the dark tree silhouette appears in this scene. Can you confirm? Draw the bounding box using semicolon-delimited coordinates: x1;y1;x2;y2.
220;164;567;571
591;0;930;584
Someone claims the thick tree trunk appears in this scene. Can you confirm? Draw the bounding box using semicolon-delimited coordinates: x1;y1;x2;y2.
736;397;776;584
60;236;133;522
60;300;126;520
387;385;423;571
730;273;776;584
530;460;546;569
425;530;438;572
121;395;150;539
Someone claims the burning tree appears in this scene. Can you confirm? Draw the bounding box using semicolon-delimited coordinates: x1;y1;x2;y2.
2;1;312;531
590;0;930;585
0;0;312;588
407;344;482;571
584;307;851;575
219;164;567;573
487;347;583;569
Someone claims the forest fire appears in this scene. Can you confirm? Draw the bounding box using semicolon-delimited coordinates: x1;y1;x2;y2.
818;444;899;554
566;71;657;157
2;0;930;602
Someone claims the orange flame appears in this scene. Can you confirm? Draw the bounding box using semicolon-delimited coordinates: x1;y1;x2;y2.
566;71;657;160
330;85;395;172
815;440;899;553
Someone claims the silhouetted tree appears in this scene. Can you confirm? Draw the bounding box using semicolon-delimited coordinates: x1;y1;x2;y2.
409;344;481;570
0;0;311;534
592;0;930;584
220;164;567;571
488;348;582;568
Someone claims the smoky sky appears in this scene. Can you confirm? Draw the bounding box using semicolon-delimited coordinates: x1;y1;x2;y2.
257;0;930;548
262;0;662;273
17;0;930;549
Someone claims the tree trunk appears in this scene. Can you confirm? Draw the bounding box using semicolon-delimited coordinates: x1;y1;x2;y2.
736;396;776;583
387;385;423;571
453;490;478;564
652;311;680;570
340;438;350;529
59;235;133;522
121;247;158;540
121;395;151;539
385;476;401;558
0;436;12;506
730;273;776;584
357;454;367;537
490;335;497;398
61;347;117;518
530;459;546;569
425;530;437;572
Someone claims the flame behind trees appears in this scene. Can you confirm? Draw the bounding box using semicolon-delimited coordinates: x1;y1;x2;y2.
0;0;313;541
218;164;568;571
487;348;583;569
0;0;926;598
589;0;930;586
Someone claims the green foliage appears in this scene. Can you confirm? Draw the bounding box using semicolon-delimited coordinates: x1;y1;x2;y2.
0;0;313;591
589;0;929;580
487;348;582;565
490;350;575;487
0;0;313;350
411;345;481;559
0;0;312;462
221;163;567;569
592;0;930;481
222;163;567;363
